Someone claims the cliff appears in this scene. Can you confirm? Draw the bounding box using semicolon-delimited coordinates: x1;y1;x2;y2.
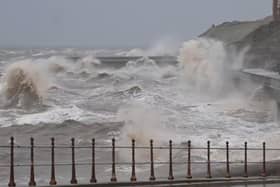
201;16;280;69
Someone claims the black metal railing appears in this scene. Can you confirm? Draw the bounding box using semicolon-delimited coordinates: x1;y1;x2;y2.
2;137;279;186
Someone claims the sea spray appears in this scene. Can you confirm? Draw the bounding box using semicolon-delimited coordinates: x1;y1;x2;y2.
117;104;170;163
178;38;230;94
46;55;100;76
78;55;101;71
1;61;48;108
119;38;179;57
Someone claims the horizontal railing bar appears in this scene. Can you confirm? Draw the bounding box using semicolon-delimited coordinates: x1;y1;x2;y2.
5;145;280;151
0;161;276;168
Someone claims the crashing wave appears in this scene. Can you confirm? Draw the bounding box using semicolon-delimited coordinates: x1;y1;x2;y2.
48;63;66;74
111;86;142;97
126;57;157;68
118;39;178;56
124;86;142;95
80;55;101;66
1;61;48;108
178;38;232;94
85;72;111;83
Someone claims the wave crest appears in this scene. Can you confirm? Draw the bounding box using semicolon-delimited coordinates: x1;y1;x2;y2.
177;38;237;96
2;61;48;107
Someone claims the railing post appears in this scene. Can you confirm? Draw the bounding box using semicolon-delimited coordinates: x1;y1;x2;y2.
261;142;266;177
70;138;77;184
90;138;97;183
244;142;248;178
168;140;174;180
149;139;156;181
206;141;212;178
8;137;16;187
29;137;36;186
187;140;192;179
49;138;57;185
110;138;117;182
225;141;231;178
130;139;137;182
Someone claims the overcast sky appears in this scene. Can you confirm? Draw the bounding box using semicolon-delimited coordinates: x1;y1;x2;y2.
0;0;271;48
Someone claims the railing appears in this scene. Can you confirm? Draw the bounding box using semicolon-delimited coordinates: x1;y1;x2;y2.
2;137;279;186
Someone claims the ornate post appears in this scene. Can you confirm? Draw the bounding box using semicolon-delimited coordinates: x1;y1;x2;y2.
206;141;212;178
29;137;36;186
149;140;156;181
90;139;97;183
261;142;266;177
110;138;117;182
225;141;231;178
168;140;174;180
186;140;192;179
8;137;16;187
49;138;57;185
70;138;77;184
244;142;248;178
130;139;137;182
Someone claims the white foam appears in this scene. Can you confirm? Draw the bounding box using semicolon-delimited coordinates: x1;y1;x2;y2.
15;105;87;125
119;38;179;56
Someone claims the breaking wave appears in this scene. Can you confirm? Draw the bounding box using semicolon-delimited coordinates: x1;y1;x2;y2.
178;38;249;96
1;61;48;108
47;55;100;76
117;38;179;57
48;63;66;74
178;38;229;93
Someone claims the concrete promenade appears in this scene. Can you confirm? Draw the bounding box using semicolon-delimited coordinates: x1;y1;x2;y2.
242;68;280;90
40;177;280;187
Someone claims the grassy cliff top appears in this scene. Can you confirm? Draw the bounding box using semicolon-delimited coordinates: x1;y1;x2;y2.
201;17;272;45
201;16;280;69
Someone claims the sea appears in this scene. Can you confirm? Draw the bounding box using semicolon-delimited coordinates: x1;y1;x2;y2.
0;38;278;185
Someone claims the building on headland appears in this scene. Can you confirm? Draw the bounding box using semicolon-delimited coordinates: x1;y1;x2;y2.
273;0;280;21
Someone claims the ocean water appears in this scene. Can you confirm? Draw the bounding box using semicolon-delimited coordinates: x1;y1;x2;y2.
0;38;278;185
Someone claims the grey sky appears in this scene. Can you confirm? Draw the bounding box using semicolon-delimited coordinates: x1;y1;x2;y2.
0;0;271;48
